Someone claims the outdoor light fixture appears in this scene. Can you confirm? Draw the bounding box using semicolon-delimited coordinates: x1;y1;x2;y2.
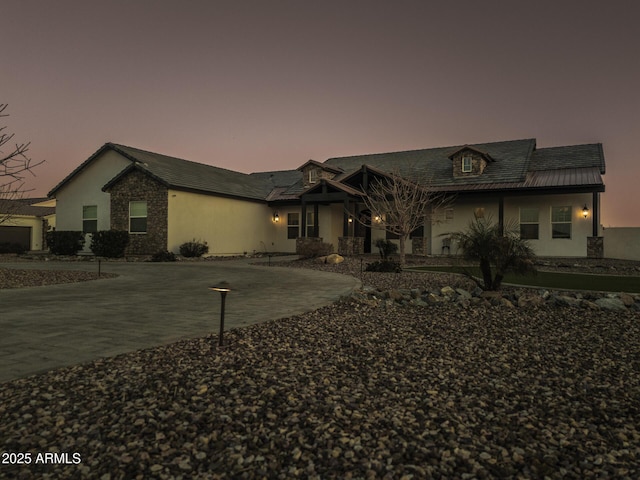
374;215;381;223
582;204;590;219
209;281;231;347
273;212;280;223
348;216;353;223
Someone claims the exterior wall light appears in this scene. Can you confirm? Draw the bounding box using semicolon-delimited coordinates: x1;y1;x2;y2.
209;281;231;347
582;205;590;219
273;212;280;223
374;215;381;223
348;216;353;223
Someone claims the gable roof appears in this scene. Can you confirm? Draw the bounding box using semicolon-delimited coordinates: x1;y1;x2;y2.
51;143;272;201
0;198;55;217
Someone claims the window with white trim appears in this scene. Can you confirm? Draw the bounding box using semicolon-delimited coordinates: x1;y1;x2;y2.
129;201;147;234
306;211;316;237
82;205;97;233
309;169;318;184
287;213;299;239
462;155;472;173
551;206;572;239
519;207;539;239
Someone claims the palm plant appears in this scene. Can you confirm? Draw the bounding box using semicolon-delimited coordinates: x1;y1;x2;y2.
448;216;536;291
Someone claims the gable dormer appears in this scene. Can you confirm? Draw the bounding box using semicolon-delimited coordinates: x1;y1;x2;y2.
448;146;495;178
297;160;343;188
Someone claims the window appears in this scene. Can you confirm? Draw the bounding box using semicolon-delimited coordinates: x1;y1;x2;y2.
462;155;472;173
82;205;97;233
306;211;316;237
551;206;572;239
474;207;485;219
287;213;299;239
309;169;318;184
519;207;539;239
129;201;147;233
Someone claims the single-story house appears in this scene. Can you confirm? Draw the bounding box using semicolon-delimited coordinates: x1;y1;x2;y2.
47;138;606;258
0;197;56;252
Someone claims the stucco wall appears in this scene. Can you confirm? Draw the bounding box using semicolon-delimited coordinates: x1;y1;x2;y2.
431;193;596;257
168;190;272;255
54;150;130;232
603;227;640;261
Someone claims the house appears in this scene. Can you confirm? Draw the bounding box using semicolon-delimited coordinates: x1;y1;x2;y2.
0;197;56;252
47;138;606;258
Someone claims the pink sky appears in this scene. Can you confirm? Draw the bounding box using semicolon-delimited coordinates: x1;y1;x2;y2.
3;0;638;226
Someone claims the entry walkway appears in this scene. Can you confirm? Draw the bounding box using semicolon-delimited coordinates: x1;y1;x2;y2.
0;258;360;383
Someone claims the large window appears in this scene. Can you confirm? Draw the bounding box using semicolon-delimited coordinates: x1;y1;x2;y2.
287;213;299;239
551;206;572;239
519;207;539;239
82;205;97;233
129;201;147;233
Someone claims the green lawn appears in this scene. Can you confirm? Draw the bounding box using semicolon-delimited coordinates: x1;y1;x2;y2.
409;266;640;293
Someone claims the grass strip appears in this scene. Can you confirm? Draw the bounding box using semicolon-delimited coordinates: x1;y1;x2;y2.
410;266;640;293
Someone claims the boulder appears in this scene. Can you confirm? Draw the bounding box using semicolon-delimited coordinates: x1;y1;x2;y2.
456;288;473;300
440;286;455;296
325;254;344;264
517;295;544;308
619;292;635;307
595;297;627;312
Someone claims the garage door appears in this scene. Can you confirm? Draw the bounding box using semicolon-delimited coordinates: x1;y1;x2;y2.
0;226;31;251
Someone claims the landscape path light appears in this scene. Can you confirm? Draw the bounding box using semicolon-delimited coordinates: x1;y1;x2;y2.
209;281;231;347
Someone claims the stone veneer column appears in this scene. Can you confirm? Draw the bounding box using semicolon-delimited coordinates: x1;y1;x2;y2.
411;237;427;256
338;237;364;256
587;236;604;259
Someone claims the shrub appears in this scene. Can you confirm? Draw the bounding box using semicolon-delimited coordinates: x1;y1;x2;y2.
365;260;402;273
46;231;85;255
298;240;333;259
179;239;209;258
151;250;176;262
90;230;130;258
0;242;26;254
375;239;398;259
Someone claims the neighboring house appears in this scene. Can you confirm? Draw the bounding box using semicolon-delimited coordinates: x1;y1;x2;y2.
0;198;56;251
48;139;606;258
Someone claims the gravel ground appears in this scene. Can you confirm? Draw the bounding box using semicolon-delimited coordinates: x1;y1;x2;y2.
1;256;639;479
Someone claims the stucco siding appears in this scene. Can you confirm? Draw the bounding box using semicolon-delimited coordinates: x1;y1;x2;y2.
167;191;272;255
54;150;130;231
603;227;640;261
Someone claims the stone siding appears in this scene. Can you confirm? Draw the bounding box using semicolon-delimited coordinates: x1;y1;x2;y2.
109;169;168;255
411;236;428;256
587;236;604;259
296;236;324;255
451;151;487;178
338;236;364;256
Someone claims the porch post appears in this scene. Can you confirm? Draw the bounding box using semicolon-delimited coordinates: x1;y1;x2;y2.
313;203;319;237
301;201;307;237
498;196;504;235
343;199;350;236
592;191;599;237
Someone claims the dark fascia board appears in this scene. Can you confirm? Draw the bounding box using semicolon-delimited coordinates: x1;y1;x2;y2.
296;159;344;174
454;184;605;197
48;142;120;197
102;163;267;204
447;145;496;162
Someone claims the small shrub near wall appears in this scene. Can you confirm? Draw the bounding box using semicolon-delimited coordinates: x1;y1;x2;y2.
45;231;85;255
298;240;334;259
179;239;209;258
151;250;177;262
90;230;130;258
365;260;402;273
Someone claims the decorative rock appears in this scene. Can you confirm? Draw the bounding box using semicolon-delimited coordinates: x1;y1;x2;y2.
325;254;344;264
619;293;635;307
595;297;627;311
456;288;472;300
517;295;544;308
440;286;455;296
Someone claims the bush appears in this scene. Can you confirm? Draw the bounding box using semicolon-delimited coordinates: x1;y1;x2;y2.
0;242;26;254
46;231;85;255
151;250;176;262
298;240;333;259
179;239;209;258
90;230;130;258
375;239;398;259
365;260;402;273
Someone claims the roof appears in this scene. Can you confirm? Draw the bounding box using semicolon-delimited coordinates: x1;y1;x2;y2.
323;139;605;194
102;144;271;201
0;198;55;216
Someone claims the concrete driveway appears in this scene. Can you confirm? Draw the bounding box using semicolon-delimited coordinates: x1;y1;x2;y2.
0;258;360;383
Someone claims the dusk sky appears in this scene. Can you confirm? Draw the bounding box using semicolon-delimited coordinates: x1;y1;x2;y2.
3;0;638;226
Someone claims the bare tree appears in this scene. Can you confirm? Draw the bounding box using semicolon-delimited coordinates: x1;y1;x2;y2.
360;169;453;265
0;104;44;224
